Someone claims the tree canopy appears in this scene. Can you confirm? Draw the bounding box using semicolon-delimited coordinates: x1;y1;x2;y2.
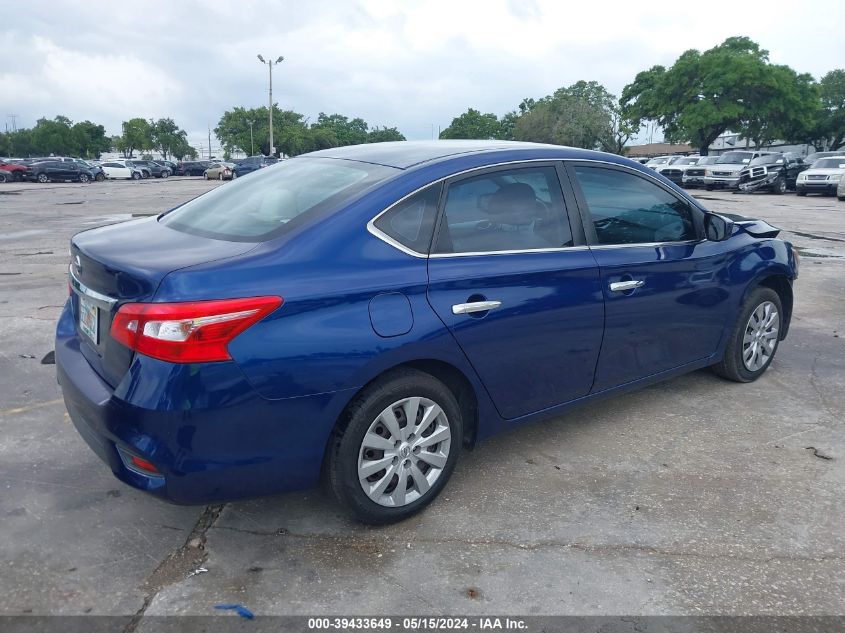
214;106;405;157
439;109;505;140
621;36;823;154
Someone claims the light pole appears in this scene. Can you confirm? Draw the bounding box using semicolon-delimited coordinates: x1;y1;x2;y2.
257;54;284;157
248;120;254;156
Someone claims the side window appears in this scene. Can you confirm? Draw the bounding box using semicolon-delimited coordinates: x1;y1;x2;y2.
573;166;697;245
373;184;441;254
433;166;573;254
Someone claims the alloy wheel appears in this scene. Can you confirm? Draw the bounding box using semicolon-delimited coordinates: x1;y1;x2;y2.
357;397;451;507
742;301;779;372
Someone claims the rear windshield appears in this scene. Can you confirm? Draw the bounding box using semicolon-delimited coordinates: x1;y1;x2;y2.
160;157;397;241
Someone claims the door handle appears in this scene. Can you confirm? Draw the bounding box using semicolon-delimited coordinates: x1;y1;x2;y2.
452;300;502;315
609;280;644;292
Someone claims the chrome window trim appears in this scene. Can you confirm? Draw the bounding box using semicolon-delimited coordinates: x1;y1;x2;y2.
69;265;117;308
430;245;590;258
366;156;703;258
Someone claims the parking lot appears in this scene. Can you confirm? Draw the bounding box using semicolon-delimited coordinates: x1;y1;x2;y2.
1;178;843;621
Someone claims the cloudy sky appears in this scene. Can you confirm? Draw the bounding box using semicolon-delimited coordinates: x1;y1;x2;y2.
2;0;844;148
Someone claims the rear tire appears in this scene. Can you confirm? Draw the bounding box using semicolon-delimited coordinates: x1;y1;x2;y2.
327;369;462;524
712;287;783;383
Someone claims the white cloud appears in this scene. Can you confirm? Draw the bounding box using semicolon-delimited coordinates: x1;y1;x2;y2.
1;0;843;142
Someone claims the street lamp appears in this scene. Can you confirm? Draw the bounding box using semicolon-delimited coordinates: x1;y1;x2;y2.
257;54;284;157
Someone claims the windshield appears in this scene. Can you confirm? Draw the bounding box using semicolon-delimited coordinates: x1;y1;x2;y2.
750;155;783;166
716;152;755;164
646;157;670;165
813;158;845;169
696;157;718;165
677;157;700;165
160;157;397;241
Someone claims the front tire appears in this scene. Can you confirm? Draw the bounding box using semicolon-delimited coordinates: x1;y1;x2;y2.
712;287;783;383
797;189;806;197
770;176;786;195
95;173;105;182
327;369;462;524
37;173;49;183
131;172;141;180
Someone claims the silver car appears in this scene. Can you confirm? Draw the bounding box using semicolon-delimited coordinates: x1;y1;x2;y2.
704;151;771;190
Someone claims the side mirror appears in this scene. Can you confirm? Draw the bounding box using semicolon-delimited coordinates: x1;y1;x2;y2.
705;213;734;242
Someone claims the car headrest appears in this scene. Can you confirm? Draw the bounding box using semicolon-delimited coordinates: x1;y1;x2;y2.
488;183;537;225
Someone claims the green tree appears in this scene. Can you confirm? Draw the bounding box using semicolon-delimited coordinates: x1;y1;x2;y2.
120;118;153;157
737;66;819;150
512;81;632;152
440;108;502;140
807;69;845;150
366;126;406;143
31;116;76;156
621;36;813;155
216;105;310;157
71;120;110;158
312;113;369;146
150;118;189;159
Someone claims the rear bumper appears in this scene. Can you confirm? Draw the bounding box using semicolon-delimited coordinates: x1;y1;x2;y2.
56;302;353;504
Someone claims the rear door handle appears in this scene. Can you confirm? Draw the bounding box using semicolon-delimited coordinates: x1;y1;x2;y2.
452;300;502;315
609;280;644;292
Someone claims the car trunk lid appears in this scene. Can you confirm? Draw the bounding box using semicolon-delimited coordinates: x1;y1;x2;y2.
69;217;257;387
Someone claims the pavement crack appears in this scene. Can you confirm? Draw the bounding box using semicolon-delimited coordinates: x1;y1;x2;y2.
123;503;225;633
209;525;843;564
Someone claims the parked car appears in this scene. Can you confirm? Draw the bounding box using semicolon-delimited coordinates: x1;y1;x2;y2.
704;151;772;190
57;141;798;524
154;160;178;173
838;171;845;201
26;160;96;183
0;160;28;182
204;162;236;180
644;155;682;170
73;159;106;182
132;160;171;178
803;151;843;165
232;155;278;177
656;155;701;185
0;168;13;183
795;156;845;196
736;152;807;194
681;156;719;188
175;160;212;176
100;161;143;180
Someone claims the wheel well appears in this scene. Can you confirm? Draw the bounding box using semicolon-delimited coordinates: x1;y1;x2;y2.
757;274;793;339
337;360;480;450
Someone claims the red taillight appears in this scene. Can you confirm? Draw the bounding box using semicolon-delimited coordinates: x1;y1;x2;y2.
110;296;282;363
130;455;160;474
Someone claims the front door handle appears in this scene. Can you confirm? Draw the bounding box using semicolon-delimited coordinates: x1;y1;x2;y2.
452;300;502;315
609;280;644;292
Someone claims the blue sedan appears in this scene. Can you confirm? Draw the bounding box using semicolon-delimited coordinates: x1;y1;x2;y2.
56;141;798;523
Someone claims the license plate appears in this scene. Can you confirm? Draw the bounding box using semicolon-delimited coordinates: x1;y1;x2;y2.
79;296;99;344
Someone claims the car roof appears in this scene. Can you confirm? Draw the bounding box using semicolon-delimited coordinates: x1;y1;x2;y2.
306;140;600;169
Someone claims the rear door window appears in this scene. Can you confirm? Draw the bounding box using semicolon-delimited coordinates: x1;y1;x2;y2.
433;166;573;254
